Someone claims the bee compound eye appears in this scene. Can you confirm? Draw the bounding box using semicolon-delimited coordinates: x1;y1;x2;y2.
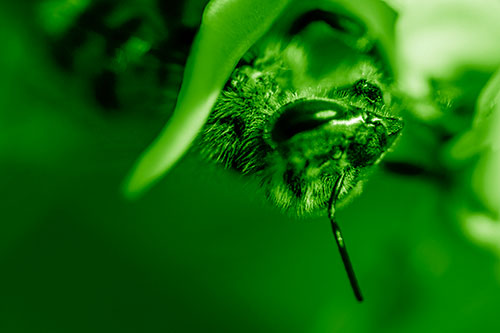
271;99;347;144
354;79;383;104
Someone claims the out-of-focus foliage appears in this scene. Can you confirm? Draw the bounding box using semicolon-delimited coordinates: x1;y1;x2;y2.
391;0;500;95
1;1;500;333
388;0;500;261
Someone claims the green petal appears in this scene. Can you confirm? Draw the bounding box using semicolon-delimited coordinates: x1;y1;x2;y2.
123;0;291;198
123;0;396;198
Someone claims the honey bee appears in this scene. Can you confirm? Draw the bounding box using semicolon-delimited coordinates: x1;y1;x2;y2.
41;0;402;217
198;32;403;217
193;4;403;301
41;0;405;301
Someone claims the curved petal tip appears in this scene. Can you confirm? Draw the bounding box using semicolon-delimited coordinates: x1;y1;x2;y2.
121;94;218;199
122;0;291;199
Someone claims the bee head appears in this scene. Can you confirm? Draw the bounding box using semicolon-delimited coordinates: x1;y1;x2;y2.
258;95;402;216
124;0;400;216
195;4;401;216
270;98;403;169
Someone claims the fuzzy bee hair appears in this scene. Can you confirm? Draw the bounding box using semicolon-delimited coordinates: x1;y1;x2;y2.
198;26;403;216
42;0;403;216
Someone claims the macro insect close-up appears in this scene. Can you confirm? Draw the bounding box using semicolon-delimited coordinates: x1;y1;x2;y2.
2;0;500;332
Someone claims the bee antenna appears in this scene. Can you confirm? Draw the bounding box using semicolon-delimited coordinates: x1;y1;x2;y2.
328;173;364;302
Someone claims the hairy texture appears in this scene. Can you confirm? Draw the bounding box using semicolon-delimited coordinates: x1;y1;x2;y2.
197;28;403;216
43;1;403;216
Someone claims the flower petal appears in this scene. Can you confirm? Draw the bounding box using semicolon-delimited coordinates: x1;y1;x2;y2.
123;0;291;198
123;0;396;198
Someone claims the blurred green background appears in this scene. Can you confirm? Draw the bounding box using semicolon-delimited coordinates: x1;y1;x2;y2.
1;1;500;332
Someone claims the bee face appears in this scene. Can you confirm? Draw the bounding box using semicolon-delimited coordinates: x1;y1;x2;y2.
264;99;402;216
198;9;403;216
270;99;402;170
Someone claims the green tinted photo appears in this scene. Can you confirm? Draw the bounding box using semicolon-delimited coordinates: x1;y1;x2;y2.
1;0;500;332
